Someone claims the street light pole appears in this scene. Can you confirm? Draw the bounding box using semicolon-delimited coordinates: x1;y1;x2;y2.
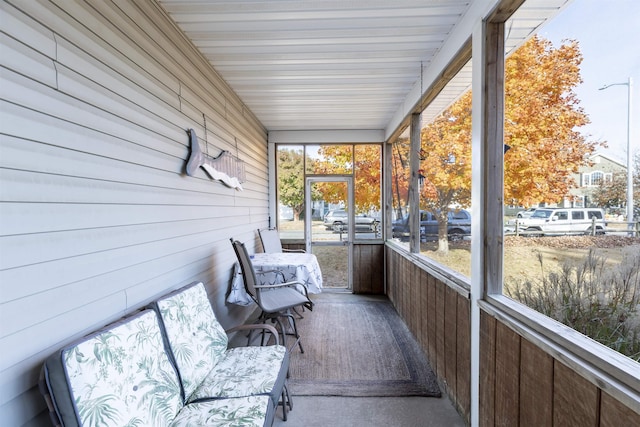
599;77;634;235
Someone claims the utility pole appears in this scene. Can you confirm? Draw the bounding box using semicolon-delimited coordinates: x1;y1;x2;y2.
600;77;634;235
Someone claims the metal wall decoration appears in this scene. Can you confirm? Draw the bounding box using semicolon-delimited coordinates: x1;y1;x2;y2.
185;128;246;191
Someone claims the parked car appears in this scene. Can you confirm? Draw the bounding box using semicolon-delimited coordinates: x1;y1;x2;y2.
513;207;607;236
392;209;471;241
323;209;379;232
516;207;537;218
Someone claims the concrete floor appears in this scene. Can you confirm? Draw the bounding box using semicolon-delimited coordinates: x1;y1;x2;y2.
272;395;466;427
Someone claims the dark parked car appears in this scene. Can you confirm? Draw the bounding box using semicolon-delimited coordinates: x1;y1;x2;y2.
392;209;471;241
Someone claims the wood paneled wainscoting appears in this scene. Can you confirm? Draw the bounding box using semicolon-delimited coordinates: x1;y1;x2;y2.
282;242;385;294
479;300;640;426
385;243;640;426
352;243;384;294
385;244;471;421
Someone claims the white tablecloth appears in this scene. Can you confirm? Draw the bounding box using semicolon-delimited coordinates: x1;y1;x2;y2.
228;252;323;306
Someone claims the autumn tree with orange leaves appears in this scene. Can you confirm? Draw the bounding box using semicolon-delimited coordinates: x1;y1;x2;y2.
402;35;603;252
313;144;382;213
391;137;410;219
503;35;601;206
420;90;473;252
278;145;381;223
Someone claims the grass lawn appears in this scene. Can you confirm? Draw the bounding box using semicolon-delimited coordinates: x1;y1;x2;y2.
422;235;640;283
281;223;640;358
423;235;640;360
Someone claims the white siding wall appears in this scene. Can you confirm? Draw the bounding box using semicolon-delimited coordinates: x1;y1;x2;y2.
0;1;268;424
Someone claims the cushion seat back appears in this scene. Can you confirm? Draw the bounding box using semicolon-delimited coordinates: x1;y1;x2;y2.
152;282;229;401
41;309;183;427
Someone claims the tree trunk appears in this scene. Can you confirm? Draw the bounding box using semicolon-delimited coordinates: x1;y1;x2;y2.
437;212;449;253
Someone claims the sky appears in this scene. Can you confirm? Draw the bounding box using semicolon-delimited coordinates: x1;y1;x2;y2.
538;0;640;164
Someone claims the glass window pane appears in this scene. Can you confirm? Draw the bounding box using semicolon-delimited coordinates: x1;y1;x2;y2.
278;143;382;241
503;0;639;361
391;130;410;245
354;144;382;240
305;144;353;174
276;145;305;239
311;180;349;240
417;63;473;278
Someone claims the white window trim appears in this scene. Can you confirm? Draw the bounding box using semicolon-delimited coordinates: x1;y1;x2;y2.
584;170;613;187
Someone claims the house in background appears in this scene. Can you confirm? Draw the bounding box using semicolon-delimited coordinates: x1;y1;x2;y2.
507;152;627;213
567;152;627;208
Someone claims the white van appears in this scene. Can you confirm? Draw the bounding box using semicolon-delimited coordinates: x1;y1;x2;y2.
517;208;607;236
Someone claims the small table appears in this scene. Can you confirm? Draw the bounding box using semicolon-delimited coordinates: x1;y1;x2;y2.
228;252;323;306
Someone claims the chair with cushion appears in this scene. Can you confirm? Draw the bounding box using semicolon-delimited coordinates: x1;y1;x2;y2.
150;282;290;415
258;228;305;253
39;308;278;426
231;238;313;353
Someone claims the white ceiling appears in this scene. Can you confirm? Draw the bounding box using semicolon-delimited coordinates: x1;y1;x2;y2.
158;0;568;134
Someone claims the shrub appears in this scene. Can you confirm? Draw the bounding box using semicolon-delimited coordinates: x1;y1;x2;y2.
505;248;640;361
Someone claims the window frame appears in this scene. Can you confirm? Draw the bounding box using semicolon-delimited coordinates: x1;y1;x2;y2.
478;0;639;407
385;1;640;417
275;142;383;241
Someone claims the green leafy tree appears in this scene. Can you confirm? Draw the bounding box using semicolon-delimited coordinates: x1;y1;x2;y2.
277;147;305;220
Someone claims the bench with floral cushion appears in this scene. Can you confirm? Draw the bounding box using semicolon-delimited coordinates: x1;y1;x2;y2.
40;281;291;426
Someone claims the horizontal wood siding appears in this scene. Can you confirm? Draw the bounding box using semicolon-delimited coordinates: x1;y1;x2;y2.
385;246;471;423
0;1;267;424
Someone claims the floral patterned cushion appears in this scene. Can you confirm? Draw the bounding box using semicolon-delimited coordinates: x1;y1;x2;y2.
155;282;229;401
62;309;183;426
42;284;282;427
170;396;271;427
189;345;287;404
